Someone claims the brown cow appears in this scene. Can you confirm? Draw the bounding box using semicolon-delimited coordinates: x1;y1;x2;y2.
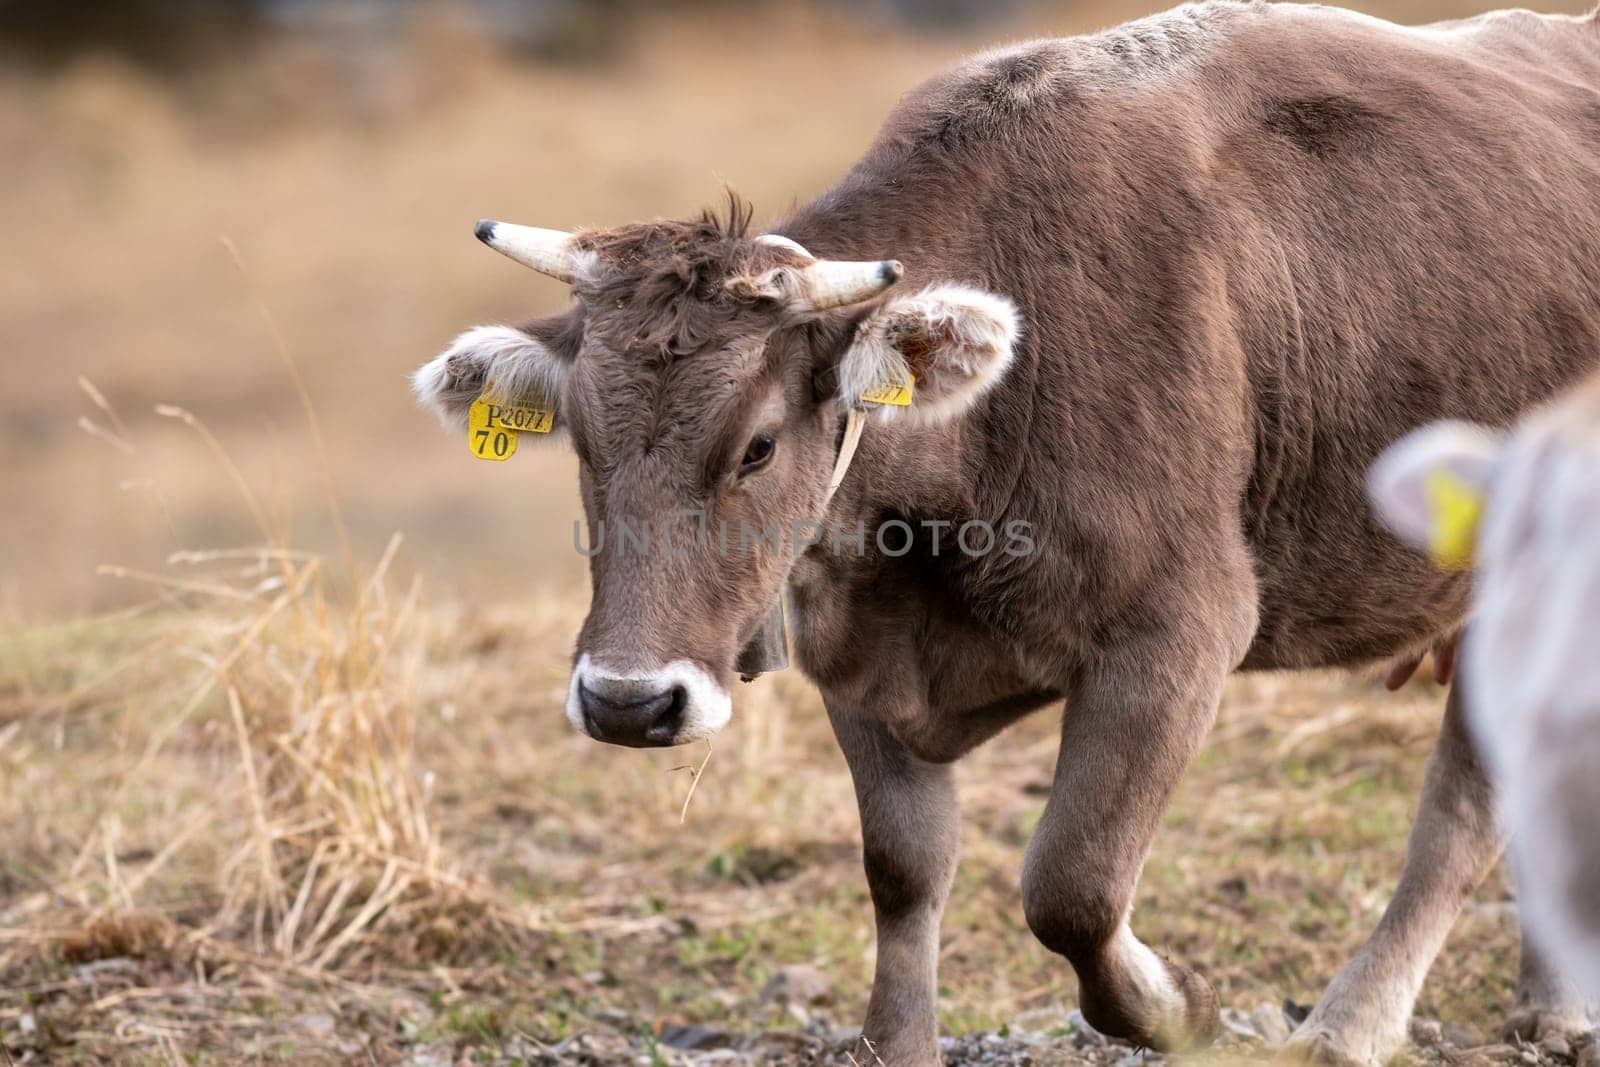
414;2;1600;1063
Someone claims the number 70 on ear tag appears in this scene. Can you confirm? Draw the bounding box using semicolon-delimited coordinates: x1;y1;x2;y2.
468;396;519;461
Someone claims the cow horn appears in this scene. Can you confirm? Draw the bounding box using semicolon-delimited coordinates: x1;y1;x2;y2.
754;233;814;259
801;258;905;309
474;219;582;283
753;236;904;310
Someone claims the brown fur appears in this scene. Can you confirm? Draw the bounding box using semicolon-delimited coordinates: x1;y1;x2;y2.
428;3;1600;1062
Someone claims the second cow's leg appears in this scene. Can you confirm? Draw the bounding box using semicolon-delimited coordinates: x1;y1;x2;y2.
1285;679;1502;1067
1020;609;1246;1050
826;699;960;1066
1502;933;1594;1043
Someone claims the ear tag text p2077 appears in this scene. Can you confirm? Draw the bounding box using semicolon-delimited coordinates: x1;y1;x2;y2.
466;383;554;462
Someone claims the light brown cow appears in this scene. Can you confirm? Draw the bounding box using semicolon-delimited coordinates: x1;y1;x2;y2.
415;2;1600;1063
1371;374;1600;1010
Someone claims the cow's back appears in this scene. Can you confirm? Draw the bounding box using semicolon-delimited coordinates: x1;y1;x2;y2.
1199;3;1600;667
785;1;1600;675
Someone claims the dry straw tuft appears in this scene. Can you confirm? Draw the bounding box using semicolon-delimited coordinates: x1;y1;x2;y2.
47;243;465;976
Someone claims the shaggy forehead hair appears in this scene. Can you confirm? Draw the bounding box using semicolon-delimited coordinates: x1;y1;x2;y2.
572;194;776;361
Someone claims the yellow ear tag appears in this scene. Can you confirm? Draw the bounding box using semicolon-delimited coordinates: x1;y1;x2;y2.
468;396;519;462
859;377;914;407
1424;468;1486;571
466;382;556;462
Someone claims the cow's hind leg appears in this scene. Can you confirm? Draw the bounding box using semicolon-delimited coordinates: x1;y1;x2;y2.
826;699;959;1066
1284;680;1502;1067
1020;595;1253;1051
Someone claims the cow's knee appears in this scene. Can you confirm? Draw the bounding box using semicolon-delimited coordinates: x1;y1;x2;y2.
1020;857;1121;964
862;838;946;924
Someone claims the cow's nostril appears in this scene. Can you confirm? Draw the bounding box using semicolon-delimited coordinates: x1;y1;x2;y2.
577;680;687;747
643;686;687;745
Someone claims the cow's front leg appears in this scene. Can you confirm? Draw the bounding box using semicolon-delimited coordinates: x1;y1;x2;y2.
1020;613;1243;1051
827;699;959;1065
1283;680;1502;1067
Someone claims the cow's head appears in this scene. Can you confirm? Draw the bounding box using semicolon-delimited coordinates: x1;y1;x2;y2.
414;203;1018;747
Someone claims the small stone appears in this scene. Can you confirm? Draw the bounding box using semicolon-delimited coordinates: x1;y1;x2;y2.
74;957;138;981
1480;1042;1523;1064
1543;1037;1572;1060
1067;1009;1107;1048
830;1026;862;1048
593;1007;633;1028
658;1023;733;1051
292;1013;336;1035
402;1054;451;1067
1412;1020;1445;1046
18;1014;36;1036
1446;1024;1483;1048
759;963;830;1007
1220;1007;1261;1043
1521;1048;1541;1064
1251;1002;1293;1046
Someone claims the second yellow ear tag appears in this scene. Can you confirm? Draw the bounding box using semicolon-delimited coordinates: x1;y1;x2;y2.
1424;468;1486;571
859;378;913;407
468;396;519;461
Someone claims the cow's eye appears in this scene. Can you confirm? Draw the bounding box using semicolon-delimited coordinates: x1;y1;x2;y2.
739;433;776;477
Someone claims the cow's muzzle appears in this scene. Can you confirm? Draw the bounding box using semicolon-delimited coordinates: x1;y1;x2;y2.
565;654;731;747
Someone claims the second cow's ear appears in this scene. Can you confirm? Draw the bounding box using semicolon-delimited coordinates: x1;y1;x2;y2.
1368;420;1505;571
836;284;1020;426
412;305;583;433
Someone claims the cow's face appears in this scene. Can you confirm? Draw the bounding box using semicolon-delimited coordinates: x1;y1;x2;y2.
415;207;1018;747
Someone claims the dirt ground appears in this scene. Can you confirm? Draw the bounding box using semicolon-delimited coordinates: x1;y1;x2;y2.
3;1;1597;1063
2;594;1588;1064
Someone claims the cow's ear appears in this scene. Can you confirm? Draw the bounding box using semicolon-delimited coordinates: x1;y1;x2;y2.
836;283;1019;425
413;307;581;432
1368;420;1505;570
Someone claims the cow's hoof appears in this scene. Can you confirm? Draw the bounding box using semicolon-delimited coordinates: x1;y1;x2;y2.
1499;1006;1592;1045
1279;1025;1386;1067
1081;959;1220;1052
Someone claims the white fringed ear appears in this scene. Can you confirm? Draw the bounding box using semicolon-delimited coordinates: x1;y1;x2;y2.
837;283;1020;426
413;325;568;432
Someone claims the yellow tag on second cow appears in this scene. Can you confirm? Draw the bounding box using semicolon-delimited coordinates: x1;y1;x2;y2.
859;378;914;407
1424;468;1486;571
468;396;519;462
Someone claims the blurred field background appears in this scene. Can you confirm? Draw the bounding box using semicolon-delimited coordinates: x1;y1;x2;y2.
1;0;1593;1062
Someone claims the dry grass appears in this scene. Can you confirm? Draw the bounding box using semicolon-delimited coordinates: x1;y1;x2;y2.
0;370;1520;1058
1;2;1586;1062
